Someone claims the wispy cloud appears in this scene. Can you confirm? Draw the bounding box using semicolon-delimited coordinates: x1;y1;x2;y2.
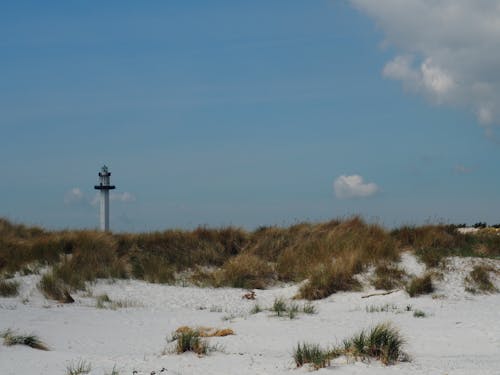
333;174;379;199
454;164;472;175
351;0;500;132
64;188;85;205
110;192;136;203
65;188;136;206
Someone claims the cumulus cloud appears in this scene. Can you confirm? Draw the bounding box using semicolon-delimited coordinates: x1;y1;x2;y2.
351;0;500;129
333;175;379;199
64;188;85;205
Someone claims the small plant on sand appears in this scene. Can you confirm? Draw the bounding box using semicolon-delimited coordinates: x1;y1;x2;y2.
406;274;434;297
170;328;208;355
287;302;300;319
293;323;406;370
413;309;426;318
302;302;317;314
293;342;332;369
465;265;497;294
0;279;20;297
95;293;112;308
342;323;406;365
66;360;92;375
95;294;141;309
169;326;229;355
271;297;288;317
1;329;49;350
104;365;119;375
250;303;262;314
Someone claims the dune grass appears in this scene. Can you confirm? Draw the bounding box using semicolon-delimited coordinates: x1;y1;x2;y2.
406;274;434;297
0;279;20;297
465;265;498;294
1;217;498;301
168;326;229;355
1;329;49;351
372;263;407;290
66;360;91;375
293;323;406;370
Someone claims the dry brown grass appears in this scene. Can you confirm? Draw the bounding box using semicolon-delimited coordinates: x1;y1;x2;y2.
175;326;234;337
465;265;498;294
5;217;499;301
372;263;407;290
214;252;275;289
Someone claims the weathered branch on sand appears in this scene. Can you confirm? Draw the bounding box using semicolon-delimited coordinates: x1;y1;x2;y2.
361;289;400;299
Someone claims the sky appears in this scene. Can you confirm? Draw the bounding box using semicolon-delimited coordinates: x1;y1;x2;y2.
2;0;500;232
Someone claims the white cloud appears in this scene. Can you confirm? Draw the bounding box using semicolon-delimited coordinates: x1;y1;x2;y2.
454;165;472;175
110;192;136;203
67;189;136;206
333;175;379;199
351;0;500;129
64;187;84;205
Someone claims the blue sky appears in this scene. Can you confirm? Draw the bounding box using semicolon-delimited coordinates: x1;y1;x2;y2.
2;1;500;231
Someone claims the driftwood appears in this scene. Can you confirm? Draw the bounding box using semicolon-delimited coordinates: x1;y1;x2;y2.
361;289;400;299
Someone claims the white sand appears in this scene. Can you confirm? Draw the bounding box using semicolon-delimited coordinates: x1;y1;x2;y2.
1;253;499;375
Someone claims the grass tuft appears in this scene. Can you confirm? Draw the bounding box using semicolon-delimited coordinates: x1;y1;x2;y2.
293;342;332;369
342;323;406;365
66;360;91;375
1;329;49;351
38;272;74;303
298;260;361;300
372;263;407;290
293;323;406;369
413;309;426;318
465;265;497;294
271;297;288;317
170;328;208;355
406;274;434;297
0;279;20;297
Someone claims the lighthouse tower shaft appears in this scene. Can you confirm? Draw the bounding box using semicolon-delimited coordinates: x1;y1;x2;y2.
94;165;115;232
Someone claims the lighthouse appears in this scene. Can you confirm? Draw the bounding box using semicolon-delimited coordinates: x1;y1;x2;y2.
94;165;115;231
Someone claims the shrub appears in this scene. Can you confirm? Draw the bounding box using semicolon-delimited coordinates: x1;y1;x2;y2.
406;274;434;297
372;263;407;290
293;342;331;369
66;360;92;375
0;279;19;297
1;329;49;351
465;265;497;293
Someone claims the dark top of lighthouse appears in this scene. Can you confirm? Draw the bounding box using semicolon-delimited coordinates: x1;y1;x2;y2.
94;165;116;190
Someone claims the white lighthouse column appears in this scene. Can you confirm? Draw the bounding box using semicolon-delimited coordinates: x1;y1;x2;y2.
94;165;116;232
100;190;110;231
